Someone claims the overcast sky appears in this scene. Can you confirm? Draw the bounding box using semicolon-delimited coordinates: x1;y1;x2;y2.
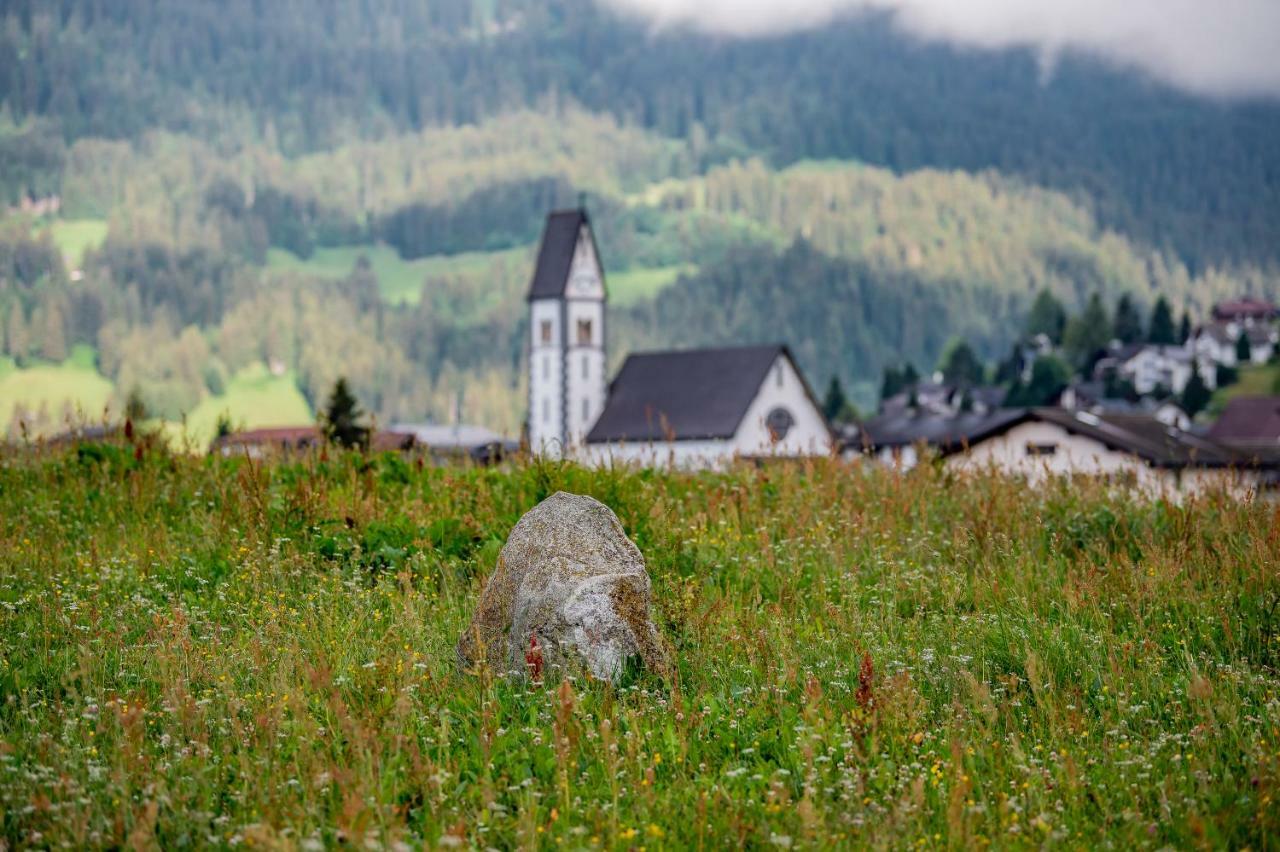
597;0;1280;98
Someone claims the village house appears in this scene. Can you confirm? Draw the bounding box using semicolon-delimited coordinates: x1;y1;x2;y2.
525;209;833;466
857;407;1270;499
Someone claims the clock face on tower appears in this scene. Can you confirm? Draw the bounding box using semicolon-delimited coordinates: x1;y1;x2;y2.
571;271;597;295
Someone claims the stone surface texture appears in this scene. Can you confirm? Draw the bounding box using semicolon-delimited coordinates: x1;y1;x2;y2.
457;492;667;682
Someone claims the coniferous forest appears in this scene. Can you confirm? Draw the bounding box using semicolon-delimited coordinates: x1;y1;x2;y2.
1;0;1278;437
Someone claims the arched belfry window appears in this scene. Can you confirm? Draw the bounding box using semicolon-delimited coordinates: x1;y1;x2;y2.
577;319;593;345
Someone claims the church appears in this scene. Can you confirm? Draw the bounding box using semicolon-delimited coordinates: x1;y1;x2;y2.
526;208;833;466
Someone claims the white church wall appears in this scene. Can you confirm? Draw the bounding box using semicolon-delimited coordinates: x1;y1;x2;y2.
730;355;833;458
528;298;563;453
565;299;607;447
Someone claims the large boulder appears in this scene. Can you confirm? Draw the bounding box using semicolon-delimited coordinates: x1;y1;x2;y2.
456;492;668;683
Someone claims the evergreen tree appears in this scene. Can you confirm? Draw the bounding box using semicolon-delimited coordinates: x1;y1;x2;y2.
1025;289;1067;343
880;365;903;402
938;338;984;387
322;377;370;449
1236;332;1252;364
1113;294;1144;344
1148;297;1176;344
901;363;920;387
822;376;852;424
1181;364;1210;417
1063;293;1112;371
1013;355;1071;406
1177;312;1192;344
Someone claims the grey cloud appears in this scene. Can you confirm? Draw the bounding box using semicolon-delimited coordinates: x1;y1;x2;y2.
598;0;1280;98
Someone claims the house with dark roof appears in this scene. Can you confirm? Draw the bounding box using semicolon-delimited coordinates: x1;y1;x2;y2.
525;209;832;466
1208;396;1280;448
857;407;1272;498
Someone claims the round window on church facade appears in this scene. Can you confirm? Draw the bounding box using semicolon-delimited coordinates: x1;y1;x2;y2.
765;407;795;442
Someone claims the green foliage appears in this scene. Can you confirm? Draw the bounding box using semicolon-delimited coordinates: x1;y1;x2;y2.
0;454;1276;847
1007;354;1071;406
1113;293;1144;344
1181;364;1211;417
1062;293;1112;371
321;377;369;449
821;376;855;424
1024;289;1067;343
938;338;985;387
3;1;1279;271
1148;297;1177;344
1236;332;1252;364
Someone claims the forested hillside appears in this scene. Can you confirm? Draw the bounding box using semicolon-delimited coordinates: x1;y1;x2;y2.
1;0;1278;439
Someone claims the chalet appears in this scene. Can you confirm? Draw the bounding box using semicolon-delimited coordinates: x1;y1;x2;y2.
1190;322;1275;368
857;407;1270;498
525;209;832;466
1212;298;1278;327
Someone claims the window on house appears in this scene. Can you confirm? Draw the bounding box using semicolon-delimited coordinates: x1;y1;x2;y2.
577;319;592;345
581;356;589;380
582;398;589;423
1026;443;1058;457
776;363;784;387
542;355;550;380
540;320;552;344
542;398;550;423
765;407;795;442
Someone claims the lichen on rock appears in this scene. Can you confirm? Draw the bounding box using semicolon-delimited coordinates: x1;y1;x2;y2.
456;491;669;683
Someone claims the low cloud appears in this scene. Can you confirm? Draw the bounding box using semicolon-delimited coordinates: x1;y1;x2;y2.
598;0;1280;98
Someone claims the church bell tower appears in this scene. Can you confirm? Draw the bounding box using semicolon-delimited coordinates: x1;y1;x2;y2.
527;208;607;456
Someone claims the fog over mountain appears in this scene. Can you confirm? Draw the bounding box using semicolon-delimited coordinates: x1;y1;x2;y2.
599;0;1280;98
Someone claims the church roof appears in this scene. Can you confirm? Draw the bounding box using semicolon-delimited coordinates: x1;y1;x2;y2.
586;344;796;443
527;208;593;300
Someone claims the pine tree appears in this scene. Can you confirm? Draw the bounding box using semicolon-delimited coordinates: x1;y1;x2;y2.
1025;289;1067;343
322;377;370;449
939;339;984;387
1113;294;1144;344
1236;332;1252;365
1147;297;1176;344
822;376;851;424
1181;364;1210;417
880;365;903;402
1063;293;1112;371
1177;312;1192;344
1020;355;1071;406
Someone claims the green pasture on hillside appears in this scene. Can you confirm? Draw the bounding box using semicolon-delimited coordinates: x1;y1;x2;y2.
266;245;530;305
0;456;1276;848
0;344;114;432
46;218;108;267
166;362;313;449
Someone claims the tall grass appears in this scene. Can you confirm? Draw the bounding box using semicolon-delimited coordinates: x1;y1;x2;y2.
0;443;1276;848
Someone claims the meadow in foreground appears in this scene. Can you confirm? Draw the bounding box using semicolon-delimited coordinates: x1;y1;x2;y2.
0;441;1277;849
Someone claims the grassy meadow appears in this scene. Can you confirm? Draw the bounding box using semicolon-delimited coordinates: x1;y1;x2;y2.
0;447;1277;849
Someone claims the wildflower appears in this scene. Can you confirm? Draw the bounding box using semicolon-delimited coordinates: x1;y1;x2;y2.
647;824;664;838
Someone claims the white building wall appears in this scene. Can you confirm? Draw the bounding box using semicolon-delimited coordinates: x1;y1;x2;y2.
944;420;1253;499
528;298;564;454
565;299;606;448
730;355;833;458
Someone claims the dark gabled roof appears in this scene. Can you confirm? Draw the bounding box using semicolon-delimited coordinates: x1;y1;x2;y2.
527;208;597;300
1208;396;1280;444
586;344;812;443
857;409;1030;454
